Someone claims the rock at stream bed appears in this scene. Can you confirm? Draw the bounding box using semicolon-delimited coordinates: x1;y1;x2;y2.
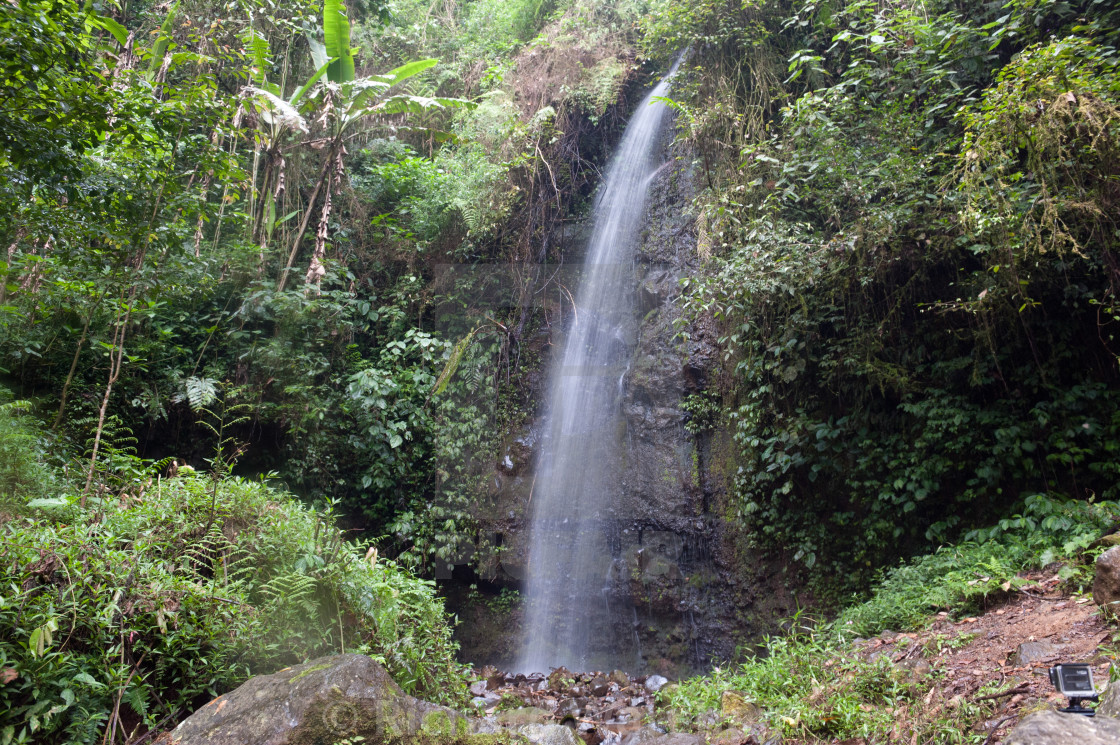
517;723;582;745
1004;710;1120;744
495;707;553;726
159;654;478;745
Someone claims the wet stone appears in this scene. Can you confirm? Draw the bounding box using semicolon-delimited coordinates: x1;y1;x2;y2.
494;707;553;726
518;723;582;745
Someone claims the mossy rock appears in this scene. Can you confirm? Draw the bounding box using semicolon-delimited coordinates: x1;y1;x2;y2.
162;654;520;745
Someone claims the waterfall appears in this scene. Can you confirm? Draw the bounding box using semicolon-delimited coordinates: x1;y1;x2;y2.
518;59;681;673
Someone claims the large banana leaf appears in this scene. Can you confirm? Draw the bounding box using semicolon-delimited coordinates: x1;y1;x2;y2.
147;0;181;74
373;59;438;87
289;61;331;107
323;0;354;83
305;32;329;71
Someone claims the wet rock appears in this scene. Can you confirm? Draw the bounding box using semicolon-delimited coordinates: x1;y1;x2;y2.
1004;710;1120;744
697;708;724;728
470;680;490;696
719;691;761;723
1010;640;1062;667
616;706;647;723
644;675;669;693
590;676;610;697
1094;546;1120;617
609;670;630;687
161;654;470;745
518;723;583;745
709;728;749;745
558;698;583;717
495;707;553;726
550;667;575;691
620;727;666;745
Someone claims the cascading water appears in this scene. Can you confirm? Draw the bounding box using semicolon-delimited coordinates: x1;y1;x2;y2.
518;59;681;674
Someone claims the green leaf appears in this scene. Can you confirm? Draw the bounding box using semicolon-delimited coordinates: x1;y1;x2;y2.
147;0;181;74
289;61;331;106
376;58;438;87
27;497;70;510
389;433;403;449
248;31;270;83
91;15;129;47
323;0;355;83
305;32;328;70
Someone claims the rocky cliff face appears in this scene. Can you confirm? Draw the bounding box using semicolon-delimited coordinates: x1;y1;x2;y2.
445;113;799;676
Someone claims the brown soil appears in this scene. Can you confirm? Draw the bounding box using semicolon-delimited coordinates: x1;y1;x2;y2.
864;570;1113;743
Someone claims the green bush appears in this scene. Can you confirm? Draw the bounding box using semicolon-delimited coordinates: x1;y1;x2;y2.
0;393;57;511
0;474;467;744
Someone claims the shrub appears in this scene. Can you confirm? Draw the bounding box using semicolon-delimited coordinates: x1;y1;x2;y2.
0;474;467;744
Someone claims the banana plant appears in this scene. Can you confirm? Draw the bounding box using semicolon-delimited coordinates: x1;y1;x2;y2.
275;0;475;292
240;26;330;268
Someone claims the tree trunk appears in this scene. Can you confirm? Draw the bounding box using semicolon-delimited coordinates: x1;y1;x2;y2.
277;155;330;292
81;296;134;505
52;309;94;431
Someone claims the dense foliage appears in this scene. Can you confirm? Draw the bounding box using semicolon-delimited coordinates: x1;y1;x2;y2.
0;0;650;738
0;0;646;576
0;400;465;744
644;0;1120;585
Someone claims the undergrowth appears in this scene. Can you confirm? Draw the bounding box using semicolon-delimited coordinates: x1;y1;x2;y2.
0;472;468;744
656;496;1120;743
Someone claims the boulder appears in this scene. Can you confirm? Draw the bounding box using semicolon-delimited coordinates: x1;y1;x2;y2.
620;727;666;745
1010;640;1061;667
609;670;631;688
719;691;761;723
161;654;480;745
644;675;669;694
1004;710;1120;744
1095;547;1120;617
517;724;581;745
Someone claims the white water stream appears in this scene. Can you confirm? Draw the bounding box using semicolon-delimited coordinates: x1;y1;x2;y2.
518;60;680;673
